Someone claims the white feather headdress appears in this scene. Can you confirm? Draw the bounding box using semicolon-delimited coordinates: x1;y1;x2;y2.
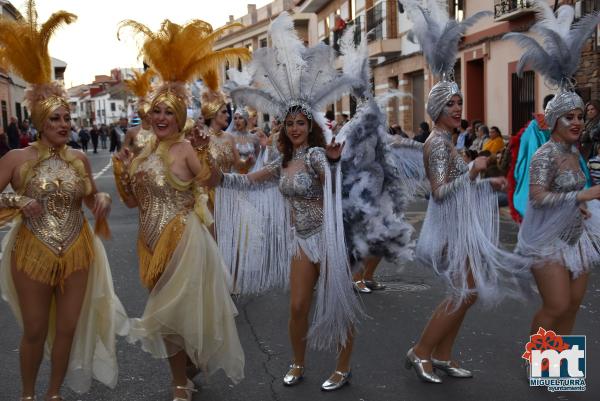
229;12;357;129
504;1;600;129
402;0;491;121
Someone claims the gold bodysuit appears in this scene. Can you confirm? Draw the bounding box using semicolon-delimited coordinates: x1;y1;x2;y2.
128;139;199;288
12;142;94;286
208;129;235;173
129;127;154;156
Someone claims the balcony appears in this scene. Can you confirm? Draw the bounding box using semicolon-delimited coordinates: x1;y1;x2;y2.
494;0;534;22
335;2;400;60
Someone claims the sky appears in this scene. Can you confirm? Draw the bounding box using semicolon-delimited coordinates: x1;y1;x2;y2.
29;0;272;87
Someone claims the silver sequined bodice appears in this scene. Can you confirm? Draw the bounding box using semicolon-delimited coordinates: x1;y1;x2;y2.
233;131;256;161
530;140;586;244
278;148;327;238
423;128;469;200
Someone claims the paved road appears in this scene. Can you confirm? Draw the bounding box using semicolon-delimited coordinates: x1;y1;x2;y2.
1;150;598;401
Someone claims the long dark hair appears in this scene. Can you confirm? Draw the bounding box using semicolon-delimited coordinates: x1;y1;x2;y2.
279;108;326;167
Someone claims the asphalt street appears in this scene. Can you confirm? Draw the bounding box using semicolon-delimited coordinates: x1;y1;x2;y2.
1;149;598;401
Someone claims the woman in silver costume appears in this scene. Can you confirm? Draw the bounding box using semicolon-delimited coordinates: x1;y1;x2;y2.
507;2;600;336
220;12;363;391
230;108;261;173
402;0;526;384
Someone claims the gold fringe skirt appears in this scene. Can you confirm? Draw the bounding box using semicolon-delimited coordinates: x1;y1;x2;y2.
138;214;186;289
13;223;94;289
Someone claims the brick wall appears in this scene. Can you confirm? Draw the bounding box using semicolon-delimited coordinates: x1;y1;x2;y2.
575;39;600;103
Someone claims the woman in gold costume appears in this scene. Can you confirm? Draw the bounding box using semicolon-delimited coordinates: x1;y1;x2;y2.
122;68;156;156
0;3;127;400
115;19;249;401
201;85;243;175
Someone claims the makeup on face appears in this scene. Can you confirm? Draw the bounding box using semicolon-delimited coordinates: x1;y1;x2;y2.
43;107;71;146
151;103;178;139
554;109;584;144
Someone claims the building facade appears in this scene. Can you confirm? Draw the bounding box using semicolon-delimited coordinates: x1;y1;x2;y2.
216;0;599;138
213;0;314;126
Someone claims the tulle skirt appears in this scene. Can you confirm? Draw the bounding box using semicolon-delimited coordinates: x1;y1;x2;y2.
0;218;129;394
517;199;600;278
127;212;245;384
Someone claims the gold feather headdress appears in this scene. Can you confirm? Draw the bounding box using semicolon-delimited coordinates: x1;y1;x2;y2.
0;0;76;130
123;68;156;117
118;18;251;130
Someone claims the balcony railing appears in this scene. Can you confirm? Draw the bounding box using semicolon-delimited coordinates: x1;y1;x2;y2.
494;0;532;20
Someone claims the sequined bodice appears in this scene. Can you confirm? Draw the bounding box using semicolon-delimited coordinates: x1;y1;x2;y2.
530;140;587;244
423;129;468;200
278;147;327;237
22;154;86;255
209;131;235;172
131;153;195;251
234;132;256;160
131;127;153;156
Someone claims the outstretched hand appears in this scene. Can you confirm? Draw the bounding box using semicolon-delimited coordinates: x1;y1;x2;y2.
325;136;345;161
190;126;210;149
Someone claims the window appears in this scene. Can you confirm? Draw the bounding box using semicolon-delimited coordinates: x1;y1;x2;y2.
260;38;268;48
511;71;535;134
1;100;7;131
110;102;116;112
449;0;464;22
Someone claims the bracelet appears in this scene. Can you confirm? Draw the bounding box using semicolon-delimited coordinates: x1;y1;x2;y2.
95;192;112;203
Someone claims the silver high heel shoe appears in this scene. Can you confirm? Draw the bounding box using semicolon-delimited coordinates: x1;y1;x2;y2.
321;370;351;391
405;347;442;383
431;357;473;378
364;279;386;291
283;363;304;386
172;379;197;401
20;397;36;401
353;280;372;294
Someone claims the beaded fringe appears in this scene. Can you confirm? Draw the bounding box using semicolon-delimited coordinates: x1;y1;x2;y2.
138;215;186;289
13;224;94;289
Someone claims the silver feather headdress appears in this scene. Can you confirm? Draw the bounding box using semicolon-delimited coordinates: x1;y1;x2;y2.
402;0;491;121
228;12;356;130
504;1;600;130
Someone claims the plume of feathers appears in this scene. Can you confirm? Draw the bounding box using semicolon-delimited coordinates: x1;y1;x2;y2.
124;68;156;98
402;0;491;77
503;1;600;88
0;0;75;104
336;27;423;268
118;19;251;93
230;12;355;125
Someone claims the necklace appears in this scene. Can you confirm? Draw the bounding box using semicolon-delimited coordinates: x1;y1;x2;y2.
292;145;309;160
550;137;574;154
209;127;223;137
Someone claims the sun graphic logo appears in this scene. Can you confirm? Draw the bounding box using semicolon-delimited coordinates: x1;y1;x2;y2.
522;327;586;392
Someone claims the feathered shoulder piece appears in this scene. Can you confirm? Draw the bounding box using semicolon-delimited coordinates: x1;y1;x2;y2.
0;0;75;128
229;12;356;131
118;19;251;99
503;0;600;89
124;68;156;99
402;0;491;79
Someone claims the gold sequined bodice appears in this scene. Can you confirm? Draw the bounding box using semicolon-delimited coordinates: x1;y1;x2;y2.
131;127;154;156
209;131;235;172
22;154;86;255
131;152;195;251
